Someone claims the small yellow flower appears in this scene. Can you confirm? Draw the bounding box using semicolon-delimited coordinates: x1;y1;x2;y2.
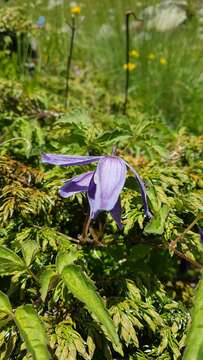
70;5;81;14
123;63;137;71
148;52;156;60
129;49;140;58
160;57;167;65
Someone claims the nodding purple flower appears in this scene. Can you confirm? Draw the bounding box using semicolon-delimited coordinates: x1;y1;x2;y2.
41;153;152;229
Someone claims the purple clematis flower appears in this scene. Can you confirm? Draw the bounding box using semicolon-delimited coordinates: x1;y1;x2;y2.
41;153;152;229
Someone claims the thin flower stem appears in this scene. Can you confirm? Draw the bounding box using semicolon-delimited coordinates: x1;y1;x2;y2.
81;215;91;243
64;16;76;109
123;11;131;115
122;12;143;114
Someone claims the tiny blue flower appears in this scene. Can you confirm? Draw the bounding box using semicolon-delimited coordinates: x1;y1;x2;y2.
36;16;46;28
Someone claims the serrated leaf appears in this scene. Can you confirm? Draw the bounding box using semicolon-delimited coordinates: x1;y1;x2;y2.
15;304;51;360
144;204;169;235
39;268;57;302
0;246;26;275
62;265;123;355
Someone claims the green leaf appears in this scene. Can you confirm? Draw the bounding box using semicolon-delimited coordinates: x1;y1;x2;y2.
56;250;80;274
183;275;203;360
39;268;57;302
22;240;38;267
0;291;12;314
144;204;169;235
62;265;123;355
15;304;51;360
0;246;26;275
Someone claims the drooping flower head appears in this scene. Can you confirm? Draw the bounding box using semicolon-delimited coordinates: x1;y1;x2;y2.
42;153;152;229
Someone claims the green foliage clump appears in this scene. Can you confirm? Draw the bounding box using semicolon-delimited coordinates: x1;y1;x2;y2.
0;110;202;358
0;6;31;35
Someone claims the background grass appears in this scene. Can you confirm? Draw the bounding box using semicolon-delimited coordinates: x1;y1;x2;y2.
0;0;203;133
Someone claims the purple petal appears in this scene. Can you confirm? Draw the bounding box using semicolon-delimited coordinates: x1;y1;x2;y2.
59;171;94;198
110;197;123;230
41;154;102;166
125;162;152;219
88;156;127;218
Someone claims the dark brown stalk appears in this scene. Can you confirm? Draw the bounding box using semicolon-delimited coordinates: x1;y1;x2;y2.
123;12;143;114
64;15;76;109
80;214;91;243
